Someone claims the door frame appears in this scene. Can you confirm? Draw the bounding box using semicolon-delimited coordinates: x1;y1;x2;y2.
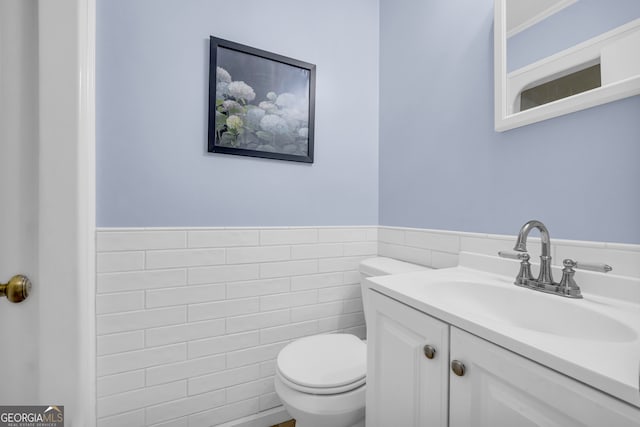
38;0;96;424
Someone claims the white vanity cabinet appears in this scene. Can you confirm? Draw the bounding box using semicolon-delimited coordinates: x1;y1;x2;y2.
367;289;640;427
366;290;449;427
449;328;640;427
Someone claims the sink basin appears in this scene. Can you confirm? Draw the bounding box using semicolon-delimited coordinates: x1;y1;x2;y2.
420;280;637;343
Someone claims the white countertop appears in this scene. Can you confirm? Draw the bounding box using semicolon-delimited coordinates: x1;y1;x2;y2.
366;253;640;408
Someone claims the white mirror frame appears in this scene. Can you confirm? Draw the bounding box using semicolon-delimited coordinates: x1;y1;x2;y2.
494;0;640;132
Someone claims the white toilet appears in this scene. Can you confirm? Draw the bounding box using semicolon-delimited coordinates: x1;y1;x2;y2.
274;257;429;427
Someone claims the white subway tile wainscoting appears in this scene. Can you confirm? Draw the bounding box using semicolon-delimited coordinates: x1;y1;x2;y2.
379;226;640;281
95;227;376;427
96;226;639;426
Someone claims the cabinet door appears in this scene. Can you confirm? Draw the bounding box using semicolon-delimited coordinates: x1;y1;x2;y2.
366;290;449;427
449;327;640;427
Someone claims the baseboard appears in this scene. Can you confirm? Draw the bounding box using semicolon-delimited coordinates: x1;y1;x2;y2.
217;406;291;427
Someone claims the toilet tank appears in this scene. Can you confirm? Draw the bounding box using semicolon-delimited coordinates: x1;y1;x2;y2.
359;257;431;332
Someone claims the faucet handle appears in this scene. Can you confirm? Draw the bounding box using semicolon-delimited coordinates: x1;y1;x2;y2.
558;260;581;298
499;251;534;286
498;250;530;261
564;259;613;273
558;259;612;299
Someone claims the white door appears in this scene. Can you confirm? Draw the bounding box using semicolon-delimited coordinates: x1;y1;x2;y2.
0;0;96;424
0;0;40;404
366;290;449;427
449;327;640;427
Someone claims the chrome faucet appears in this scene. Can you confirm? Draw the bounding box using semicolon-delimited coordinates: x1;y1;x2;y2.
513;220;554;286
499;220;613;298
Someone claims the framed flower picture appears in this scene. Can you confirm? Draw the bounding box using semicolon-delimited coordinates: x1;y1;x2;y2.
208;36;316;163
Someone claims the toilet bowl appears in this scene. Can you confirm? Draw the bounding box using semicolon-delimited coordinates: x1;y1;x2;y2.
274;257;429;427
275;333;366;427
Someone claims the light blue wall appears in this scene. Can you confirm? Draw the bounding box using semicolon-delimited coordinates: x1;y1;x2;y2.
97;0;379;227
99;0;640;243
379;0;640;244
508;0;640;72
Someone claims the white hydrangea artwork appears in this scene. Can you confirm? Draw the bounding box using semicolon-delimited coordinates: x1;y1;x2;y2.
210;39;314;162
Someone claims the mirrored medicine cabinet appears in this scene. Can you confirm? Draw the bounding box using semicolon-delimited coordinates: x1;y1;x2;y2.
494;0;640;131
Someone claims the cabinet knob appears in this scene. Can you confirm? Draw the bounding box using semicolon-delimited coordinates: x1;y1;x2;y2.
423;344;436;359
451;360;465;376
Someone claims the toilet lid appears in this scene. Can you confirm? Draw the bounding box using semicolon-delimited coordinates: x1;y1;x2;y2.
277;334;366;390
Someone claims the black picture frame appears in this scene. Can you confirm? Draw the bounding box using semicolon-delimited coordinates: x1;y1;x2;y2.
208;36;316;163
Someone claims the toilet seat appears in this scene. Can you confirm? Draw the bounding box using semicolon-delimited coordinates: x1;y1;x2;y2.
276;367;365;395
276;333;366;395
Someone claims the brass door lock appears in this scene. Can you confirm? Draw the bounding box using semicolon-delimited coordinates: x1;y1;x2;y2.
1;275;32;303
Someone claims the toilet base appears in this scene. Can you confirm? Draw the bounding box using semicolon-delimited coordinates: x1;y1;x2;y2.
293;418;364;427
274;375;365;427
